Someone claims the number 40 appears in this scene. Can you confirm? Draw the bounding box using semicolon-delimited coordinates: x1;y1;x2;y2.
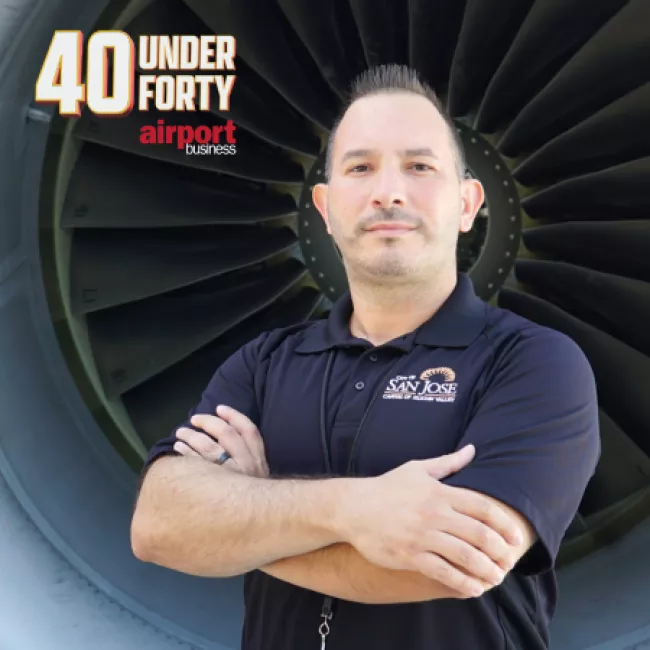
35;30;134;117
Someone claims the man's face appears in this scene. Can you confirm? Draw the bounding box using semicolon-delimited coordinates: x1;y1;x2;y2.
312;92;484;284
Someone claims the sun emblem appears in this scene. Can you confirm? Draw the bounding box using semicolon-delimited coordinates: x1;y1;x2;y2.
420;367;456;382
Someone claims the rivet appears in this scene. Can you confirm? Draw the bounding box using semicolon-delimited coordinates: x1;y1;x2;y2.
319;272;324;278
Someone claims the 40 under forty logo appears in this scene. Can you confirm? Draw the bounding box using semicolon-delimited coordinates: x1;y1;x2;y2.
34;30;238;156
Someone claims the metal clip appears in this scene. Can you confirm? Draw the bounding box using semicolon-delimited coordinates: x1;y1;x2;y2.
319;597;333;649
319;614;331;650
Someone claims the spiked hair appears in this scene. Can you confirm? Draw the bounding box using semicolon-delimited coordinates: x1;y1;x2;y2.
325;64;467;181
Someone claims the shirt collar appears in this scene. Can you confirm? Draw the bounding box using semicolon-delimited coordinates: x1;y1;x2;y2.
295;273;487;354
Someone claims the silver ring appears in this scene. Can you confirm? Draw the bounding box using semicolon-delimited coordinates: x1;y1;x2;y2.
216;451;231;465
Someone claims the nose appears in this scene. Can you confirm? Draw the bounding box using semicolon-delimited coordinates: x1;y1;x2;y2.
369;164;407;210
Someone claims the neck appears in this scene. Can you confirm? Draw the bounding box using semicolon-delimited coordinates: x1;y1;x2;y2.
347;267;458;346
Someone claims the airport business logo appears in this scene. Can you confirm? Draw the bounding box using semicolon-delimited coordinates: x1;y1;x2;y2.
383;367;458;403
139;118;237;156
34;31;238;156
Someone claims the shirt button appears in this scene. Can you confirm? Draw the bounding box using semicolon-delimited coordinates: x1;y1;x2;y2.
369;354;378;362
355;381;365;391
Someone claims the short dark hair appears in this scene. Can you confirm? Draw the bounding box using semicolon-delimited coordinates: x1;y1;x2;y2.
325;64;466;180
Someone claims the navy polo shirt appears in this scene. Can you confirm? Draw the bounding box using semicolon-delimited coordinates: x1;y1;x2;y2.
144;273;601;650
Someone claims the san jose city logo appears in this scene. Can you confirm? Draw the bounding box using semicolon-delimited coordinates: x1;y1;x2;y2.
34;31;238;156
382;367;458;403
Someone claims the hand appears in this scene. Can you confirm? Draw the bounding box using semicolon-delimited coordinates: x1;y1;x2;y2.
174;405;270;479
341;445;524;599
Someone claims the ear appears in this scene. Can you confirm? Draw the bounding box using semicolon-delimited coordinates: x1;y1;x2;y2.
312;183;331;234
459;178;485;233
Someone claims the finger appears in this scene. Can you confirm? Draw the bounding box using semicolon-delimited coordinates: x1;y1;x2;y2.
176;427;227;463
411;552;487;599
216;405;266;458
173;440;200;457
425;531;505;587
435;507;513;571
189;414;252;461
422;445;475;480
447;487;523;547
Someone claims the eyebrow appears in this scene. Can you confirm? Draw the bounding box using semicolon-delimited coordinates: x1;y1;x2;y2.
340;148;373;162
340;147;440;162
404;147;439;159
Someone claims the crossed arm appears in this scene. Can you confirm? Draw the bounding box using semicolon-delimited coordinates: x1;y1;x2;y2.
163;408;537;605
260;498;536;604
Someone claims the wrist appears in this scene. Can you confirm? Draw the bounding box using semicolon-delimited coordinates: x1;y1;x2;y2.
324;476;372;543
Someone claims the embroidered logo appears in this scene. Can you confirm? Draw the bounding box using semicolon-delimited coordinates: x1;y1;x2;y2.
382;367;458;403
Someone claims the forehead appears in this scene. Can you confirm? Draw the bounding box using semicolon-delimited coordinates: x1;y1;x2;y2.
332;92;453;159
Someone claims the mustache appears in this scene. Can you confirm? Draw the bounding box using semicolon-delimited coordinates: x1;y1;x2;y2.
356;207;423;233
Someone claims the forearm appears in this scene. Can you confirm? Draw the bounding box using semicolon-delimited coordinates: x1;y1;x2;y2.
261;543;465;604
131;455;354;578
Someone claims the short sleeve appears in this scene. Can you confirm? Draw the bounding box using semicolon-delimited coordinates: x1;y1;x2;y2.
442;328;601;576
141;332;269;473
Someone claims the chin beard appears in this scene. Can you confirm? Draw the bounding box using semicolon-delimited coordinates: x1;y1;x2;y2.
356;251;413;278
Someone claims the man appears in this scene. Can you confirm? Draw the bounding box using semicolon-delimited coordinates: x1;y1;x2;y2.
131;64;600;650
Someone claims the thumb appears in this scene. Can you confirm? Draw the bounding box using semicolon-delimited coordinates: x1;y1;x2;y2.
423;444;475;480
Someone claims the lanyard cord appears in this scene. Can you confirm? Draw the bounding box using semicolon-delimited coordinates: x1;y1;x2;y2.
319;349;405;475
316;347;406;646
344;356;404;476
319;349;337;475
318;349;338;645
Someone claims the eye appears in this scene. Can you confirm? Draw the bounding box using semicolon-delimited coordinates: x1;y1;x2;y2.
410;162;434;172
348;164;370;173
